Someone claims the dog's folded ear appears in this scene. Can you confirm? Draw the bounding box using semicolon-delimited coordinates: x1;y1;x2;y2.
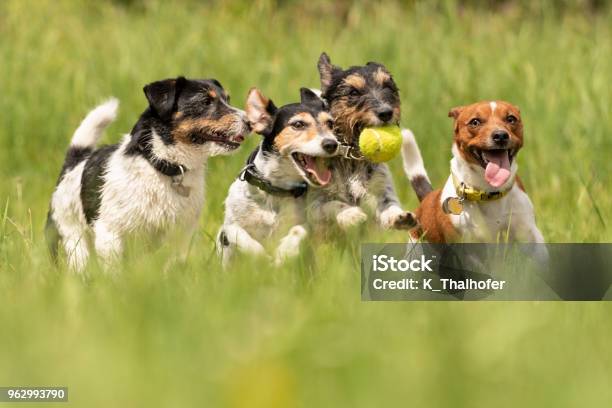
246;88;277;134
143;76;186;119
210;78;224;90
318;52;341;94
300;88;326;109
448;106;463;120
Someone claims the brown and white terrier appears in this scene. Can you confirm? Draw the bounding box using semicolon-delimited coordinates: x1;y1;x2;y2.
402;100;545;244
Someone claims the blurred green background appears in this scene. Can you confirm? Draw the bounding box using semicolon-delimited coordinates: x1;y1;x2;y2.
1;0;611;407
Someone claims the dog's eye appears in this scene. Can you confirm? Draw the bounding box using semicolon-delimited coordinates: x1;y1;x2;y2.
506;115;518;124
349;88;361;97
326;119;334;129
291;121;306;130
469;118;481;127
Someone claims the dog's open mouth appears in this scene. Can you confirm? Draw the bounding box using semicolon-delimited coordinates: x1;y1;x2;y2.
471;148;516;188
206;131;244;150
291;152;332;186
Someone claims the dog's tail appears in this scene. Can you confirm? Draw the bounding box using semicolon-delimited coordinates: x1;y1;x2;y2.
401;128;433;202
70;98;119;149
58;98;119;173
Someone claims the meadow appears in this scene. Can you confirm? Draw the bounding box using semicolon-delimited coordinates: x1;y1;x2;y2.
1;0;611;406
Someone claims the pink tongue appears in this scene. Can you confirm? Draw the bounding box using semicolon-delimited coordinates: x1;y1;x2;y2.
304;155;332;186
483;151;511;188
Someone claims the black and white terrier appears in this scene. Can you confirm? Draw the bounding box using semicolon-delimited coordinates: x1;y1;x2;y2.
307;53;416;231
46;77;250;271
217;87;338;267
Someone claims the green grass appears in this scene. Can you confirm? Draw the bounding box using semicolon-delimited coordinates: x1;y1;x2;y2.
1;0;611;406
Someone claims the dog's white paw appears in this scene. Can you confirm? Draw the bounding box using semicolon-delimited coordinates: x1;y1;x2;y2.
336;206;367;230
380;206;418;230
274;225;308;266
245;241;267;257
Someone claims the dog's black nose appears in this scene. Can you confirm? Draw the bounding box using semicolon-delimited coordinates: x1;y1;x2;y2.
492;130;509;145
376;108;393;123
322;138;338;154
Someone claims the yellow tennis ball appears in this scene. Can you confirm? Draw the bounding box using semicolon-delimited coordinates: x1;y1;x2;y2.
358;125;402;163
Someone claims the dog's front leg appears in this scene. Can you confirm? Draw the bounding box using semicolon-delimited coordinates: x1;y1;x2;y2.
310;198;367;230
274;225;308;266
526;224;545;244
217;224;267;268
93;222;123;270
511;215;549;267
374;164;417;230
528;225;549;267
510;211;546;244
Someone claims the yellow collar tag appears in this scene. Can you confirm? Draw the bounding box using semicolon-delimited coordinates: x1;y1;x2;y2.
442;197;464;215
451;172;513;202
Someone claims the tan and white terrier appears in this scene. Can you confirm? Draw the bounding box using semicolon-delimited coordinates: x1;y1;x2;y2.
402;100;545;245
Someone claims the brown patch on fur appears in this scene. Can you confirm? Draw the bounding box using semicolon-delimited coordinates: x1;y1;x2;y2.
344;74;366;89
411;190;458;243
274;113;318;153
172;115;238;144
374;68;390;85
515;175;525;191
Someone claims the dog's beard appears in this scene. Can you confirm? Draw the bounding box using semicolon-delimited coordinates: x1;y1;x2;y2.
330;104;367;145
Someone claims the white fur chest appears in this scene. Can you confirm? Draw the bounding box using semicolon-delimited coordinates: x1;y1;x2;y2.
98;144;205;234
441;175;535;242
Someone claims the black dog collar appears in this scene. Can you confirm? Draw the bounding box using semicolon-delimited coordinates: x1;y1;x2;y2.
240;164;307;198
239;148;307;198
129;138;191;196
131;139;188;177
